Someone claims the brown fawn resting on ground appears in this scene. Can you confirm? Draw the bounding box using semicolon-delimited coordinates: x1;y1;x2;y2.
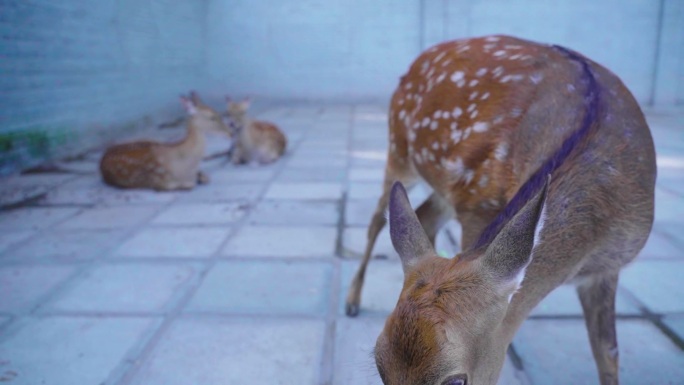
346;35;656;385
223;97;287;165
100;95;228;190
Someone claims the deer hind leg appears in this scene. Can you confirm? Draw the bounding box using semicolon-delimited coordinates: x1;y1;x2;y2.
345;172;418;317
415;193;454;246
577;273;620;385
197;171;210;185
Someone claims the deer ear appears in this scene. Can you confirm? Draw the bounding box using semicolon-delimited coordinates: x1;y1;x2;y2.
482;176;549;299
180;95;197;115
388;182;434;273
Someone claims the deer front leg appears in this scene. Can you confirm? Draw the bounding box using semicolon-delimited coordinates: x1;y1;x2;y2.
345;180;392;317
577;273;620;385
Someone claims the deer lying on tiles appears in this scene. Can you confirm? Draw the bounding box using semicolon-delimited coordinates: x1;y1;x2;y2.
223;96;287;165
100;95;229;190
346;35;656;385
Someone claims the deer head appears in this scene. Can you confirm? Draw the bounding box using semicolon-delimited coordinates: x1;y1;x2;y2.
374;179;548;385
180;95;230;136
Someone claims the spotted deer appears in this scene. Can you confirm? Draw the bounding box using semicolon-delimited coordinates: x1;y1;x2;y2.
100;95;229;190
345;35;656;385
223;97;287;165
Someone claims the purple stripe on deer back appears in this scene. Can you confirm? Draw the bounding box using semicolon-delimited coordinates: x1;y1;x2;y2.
471;45;601;250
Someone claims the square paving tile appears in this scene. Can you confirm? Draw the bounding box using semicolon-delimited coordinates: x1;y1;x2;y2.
345;200;377;226
6;229;129;261
530;285;642;317
264;182;343;200
151;203;248;225
0;316;157;385
116;227;230;258
187;260;332;315
0;266;77;313
287;155;347;168
342;226;397;260
45;263;200;313
128;317;325;385
249;201;339;226
209;167;277;183
58;206;160;229
654;187;684;224
222;226;337;257
348;182;384;201
0;230;35;255
620;260;684;313
662;315;684;341
349;168;385;182
333;317;386;385
339;260;403;316
0;207;81;230
277;167;347;182
513;319;684;384
175;183;265;203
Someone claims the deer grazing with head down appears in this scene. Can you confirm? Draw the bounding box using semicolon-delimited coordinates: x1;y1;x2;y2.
345;35;656;385
100;95;229;190
223;96;287;165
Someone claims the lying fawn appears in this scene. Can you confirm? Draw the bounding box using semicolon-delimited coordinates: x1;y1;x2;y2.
346;35;656;385
100;96;228;190
223;97;287;165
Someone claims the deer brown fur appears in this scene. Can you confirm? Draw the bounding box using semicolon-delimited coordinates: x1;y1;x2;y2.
346;35;656;385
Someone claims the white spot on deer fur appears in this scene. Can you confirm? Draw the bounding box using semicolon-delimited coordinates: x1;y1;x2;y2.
504;44;522;49
432;142;439;150
469;79;479;87
451;129;462;143
430;121;439;130
469;91;479;101
456;45;470;53
467;104;476;112
493;115;504;124
442;59;452;67
398;99;404;105
530;73;544;84
470;110;479;119
399;110;406;119
483;43;496;51
457;79;466;87
510;108;523;117
476;68;488;77
492;66;504;78
404;82;413;90
493;50;507;57
419;84;425;92
481;92;490;100
442;111;450;119
509;54;521;60
452;107;463;118
473;122;489;133
464;169;475;184
420;61;430;74
422;117;431;127
485;36;500;42
451;71;465;83
443;156;465;176
567;84;576;92
427;68;435;78
494;142;509;161
478;175;489;187
433;52;446;63
433;111;442;119
436;72;446;83
413;121;420;129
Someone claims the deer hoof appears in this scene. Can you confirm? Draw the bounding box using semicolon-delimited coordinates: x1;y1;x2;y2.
345;302;360;317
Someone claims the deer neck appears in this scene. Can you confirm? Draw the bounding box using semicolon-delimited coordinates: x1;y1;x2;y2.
175;117;206;158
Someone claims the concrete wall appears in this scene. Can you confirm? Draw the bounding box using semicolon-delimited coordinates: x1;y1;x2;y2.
0;0;209;175
206;0;684;104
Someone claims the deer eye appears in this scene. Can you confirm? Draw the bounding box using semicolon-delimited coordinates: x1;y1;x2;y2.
442;374;467;385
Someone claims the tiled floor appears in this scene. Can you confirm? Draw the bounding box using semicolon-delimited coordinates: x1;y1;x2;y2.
0;104;683;385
